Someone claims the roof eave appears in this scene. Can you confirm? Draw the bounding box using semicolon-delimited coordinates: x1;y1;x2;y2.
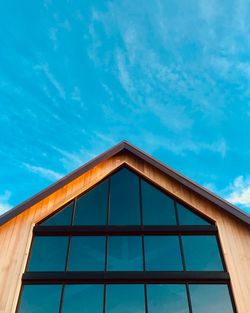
0;141;249;226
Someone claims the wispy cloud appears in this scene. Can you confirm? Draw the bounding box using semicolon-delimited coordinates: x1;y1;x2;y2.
23;163;64;181
34;63;66;99
52;146;98;171
0;190;12;215
225;176;250;212
147;100;193;132
48;27;58;50
94;132;117;146
115;49;136;99
142;131;227;157
71;86;85;107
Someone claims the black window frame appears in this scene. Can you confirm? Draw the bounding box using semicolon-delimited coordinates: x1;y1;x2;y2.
17;165;238;313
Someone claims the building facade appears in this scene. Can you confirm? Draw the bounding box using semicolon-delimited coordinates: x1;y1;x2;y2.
0;142;249;313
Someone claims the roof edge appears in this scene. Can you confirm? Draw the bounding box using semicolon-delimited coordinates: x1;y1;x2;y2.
0;141;249;226
0;141;127;226
123;142;250;226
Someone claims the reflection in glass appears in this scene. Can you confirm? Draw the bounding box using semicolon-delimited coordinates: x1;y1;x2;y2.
189;284;234;313
62;284;104;313
28;236;68;271
40;202;73;226
142;180;176;225
18;285;62;313
68;236;105;271
108;236;143;271
147;284;189;313
106;284;145;313
177;203;210;225
144;236;183;270
109;168;140;225
74;180;108;225
182;235;223;271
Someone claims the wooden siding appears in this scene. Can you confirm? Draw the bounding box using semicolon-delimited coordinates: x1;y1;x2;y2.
0;151;249;313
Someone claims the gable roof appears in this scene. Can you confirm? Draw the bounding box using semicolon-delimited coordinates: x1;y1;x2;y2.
0;141;249;226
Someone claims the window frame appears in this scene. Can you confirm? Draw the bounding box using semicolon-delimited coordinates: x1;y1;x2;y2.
18;165;237;313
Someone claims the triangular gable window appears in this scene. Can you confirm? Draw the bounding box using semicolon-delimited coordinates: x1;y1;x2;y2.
40;202;73;226
177;203;210;225
39;166;212;226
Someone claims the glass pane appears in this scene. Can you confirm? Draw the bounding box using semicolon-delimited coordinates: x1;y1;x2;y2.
28;236;68;271
109;168;140;225
107;236;143;271
144;236;183;270
177;203;210;225
74;179;108;225
189;284;234;313
62;285;104;313
68;236;105;271
17;285;62;313
106;284;145;313
182;235;223;271
147;284;189;313
40;202;73;226
142;180;176;225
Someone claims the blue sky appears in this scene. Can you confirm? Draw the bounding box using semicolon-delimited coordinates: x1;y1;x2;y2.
0;0;250;215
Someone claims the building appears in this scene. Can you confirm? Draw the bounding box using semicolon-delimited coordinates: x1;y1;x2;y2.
0;141;249;313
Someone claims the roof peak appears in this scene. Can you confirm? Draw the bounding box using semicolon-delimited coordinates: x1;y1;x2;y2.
0;141;249;226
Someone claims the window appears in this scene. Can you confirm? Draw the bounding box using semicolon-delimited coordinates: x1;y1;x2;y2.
74;179;108;225
189;284;234;313
18;285;62;313
41;202;73;226
18;166;236;313
107;236;143;271
182;235;224;271
142;180;176;225
62;284;103;313
144;236;183;270
27;236;68;271
147;284;189;313
109;168;140;225
106;285;145;313
68;236;106;271
18;284;235;313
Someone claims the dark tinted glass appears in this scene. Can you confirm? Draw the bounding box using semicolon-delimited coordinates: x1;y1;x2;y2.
144;236;183;270
18;285;62;313
106;284;145;313
109;168;140;225
177;203;210;225
40;202;73;226
28;236;68;271
107;236;143;271
68;236;105;271
142;180;176;225
182;235;223;271
189;284;234;313
74;180;108;225
147;284;189;313
62;284;104;313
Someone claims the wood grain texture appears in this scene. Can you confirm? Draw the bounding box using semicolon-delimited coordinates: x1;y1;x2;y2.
0;151;249;313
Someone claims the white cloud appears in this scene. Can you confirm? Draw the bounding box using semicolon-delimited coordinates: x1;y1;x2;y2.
23;163;64;181
143;132;227;157
71;86;85;107
202;182;217;193
48;27;58;50
0;191;12;215
147;100;193;132
94;132;117;146
52;146;97;171
34;63;66;100
115;49;135;99
226;176;250;210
